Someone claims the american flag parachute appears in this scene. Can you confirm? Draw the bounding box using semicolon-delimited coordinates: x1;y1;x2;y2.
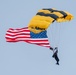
5;8;74;65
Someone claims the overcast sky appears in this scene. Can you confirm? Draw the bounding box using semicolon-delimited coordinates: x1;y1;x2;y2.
0;0;76;75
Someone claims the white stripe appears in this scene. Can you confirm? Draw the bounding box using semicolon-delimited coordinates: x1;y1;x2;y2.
8;28;29;32
28;41;49;44
40;44;50;46
15;38;48;40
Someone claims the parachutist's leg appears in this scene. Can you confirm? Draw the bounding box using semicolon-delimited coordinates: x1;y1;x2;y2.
55;55;59;65
52;50;60;65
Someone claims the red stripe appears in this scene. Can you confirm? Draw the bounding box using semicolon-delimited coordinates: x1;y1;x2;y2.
22;39;49;41
6;34;30;37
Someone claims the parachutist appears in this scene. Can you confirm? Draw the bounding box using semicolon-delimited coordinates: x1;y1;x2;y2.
50;47;59;65
52;47;59;65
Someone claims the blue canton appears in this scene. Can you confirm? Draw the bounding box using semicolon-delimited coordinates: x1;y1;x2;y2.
30;30;48;38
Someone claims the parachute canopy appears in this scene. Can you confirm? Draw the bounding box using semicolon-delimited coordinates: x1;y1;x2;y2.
28;8;73;33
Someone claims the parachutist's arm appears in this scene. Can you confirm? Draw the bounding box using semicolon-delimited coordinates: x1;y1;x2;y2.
50;47;53;50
